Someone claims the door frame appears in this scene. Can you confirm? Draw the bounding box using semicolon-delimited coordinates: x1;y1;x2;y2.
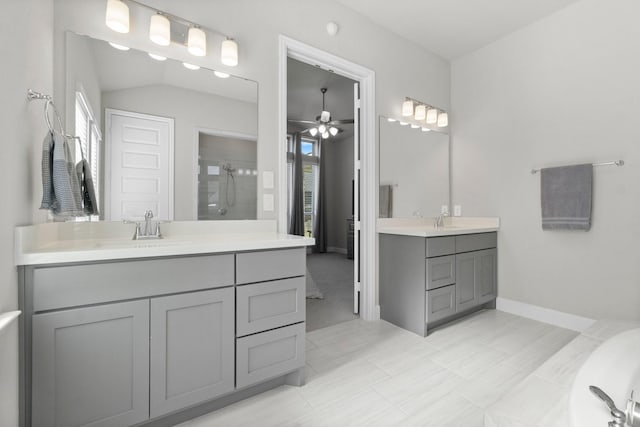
104;108;175;221
192;127;258;220
277;36;378;321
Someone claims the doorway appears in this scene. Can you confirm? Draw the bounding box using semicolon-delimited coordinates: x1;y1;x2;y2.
278;36;377;325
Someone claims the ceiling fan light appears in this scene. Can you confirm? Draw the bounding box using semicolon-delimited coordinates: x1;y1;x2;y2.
221;38;238;66
309;128;318;136
320;110;331;122
318;124;327;134
402;100;413;117
329;127;338;136
426;108;438;124
437;112;449;127
414;105;426;121
150;13;171;46
187;26;207;57
322;131;329;139
105;0;129;34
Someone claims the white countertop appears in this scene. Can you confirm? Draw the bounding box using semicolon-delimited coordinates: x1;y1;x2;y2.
15;220;315;266
377;217;500;237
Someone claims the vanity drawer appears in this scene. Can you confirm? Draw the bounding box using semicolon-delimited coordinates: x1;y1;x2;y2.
426;285;456;323
236;249;305;284
455;232;497;253
236;277;305;336
236;322;305;388
425;236;455;258
426;255;456;290
31;254;235;312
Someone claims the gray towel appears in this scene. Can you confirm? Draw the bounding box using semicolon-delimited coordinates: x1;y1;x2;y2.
379;185;392;218
40;132;84;216
541;164;592;230
76;159;99;216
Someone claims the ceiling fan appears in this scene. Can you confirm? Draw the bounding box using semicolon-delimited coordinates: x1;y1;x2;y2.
288;87;354;139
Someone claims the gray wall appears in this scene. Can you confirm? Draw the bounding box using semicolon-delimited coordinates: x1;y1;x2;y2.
451;0;640;320
0;0;53;423
53;0;451;221
325;135;354;251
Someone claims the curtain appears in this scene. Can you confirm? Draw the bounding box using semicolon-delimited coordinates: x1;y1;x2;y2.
314;138;327;252
289;132;305;236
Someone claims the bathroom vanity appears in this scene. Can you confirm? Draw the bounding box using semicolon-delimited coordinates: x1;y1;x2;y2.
15;221;313;427
378;217;499;336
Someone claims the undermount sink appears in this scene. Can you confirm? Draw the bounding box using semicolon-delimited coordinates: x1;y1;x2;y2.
570;328;640;427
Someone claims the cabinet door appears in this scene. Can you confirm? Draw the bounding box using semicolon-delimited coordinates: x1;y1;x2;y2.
150;288;234;418
455;252;479;312
32;300;149;427
477;249;497;304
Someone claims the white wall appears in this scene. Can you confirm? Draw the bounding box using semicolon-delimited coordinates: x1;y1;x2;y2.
325;135;354;250
53;0;451;222
102;85;257;219
0;0;53;424
451;0;640;320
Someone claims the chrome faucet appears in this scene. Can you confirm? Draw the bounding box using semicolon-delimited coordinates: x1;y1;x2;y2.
589;386;640;427
126;210;162;240
434;213;447;229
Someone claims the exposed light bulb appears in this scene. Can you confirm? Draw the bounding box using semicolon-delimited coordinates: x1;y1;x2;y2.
402;100;414;117
187;26;207;57
183;62;200;70
318;124;327;133
329;127;338;136
421;127;431;132
221;38;238;66
309;128;318;136
150;13;171;46
105;0;129;34
414;105;426;121
108;42;130;51
148;52;167;61
322;131;329;139
426;108;438;124
214;71;230;78
437;112;449;127
387;117;397;122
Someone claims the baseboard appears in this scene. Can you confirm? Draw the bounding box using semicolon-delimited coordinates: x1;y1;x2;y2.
326;246;347;255
496;297;595;332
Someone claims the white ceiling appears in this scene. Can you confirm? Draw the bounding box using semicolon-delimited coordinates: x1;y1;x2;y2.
334;0;581;59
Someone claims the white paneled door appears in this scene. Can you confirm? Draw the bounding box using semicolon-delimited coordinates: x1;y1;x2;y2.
105;109;174;221
353;82;361;314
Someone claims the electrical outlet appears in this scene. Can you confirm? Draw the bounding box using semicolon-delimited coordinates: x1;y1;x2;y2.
440;205;449;215
454;205;462;217
263;194;274;212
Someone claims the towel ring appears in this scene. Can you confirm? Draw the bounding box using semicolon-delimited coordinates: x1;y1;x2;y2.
44;99;65;137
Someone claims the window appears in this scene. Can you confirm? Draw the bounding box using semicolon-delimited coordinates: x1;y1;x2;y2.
75;91;102;219
287;136;319;237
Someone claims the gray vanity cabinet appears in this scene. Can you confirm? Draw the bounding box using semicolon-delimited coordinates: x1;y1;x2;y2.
31;300;150;427
380;231;497;336
149;288;234;418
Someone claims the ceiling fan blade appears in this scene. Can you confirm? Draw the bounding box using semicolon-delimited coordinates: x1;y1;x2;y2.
287;119;318;125
328;119;354;125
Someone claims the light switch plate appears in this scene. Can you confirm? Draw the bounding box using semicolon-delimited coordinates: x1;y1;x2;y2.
263;194;274;212
440;205;449;215
454;205;462;217
263;171;274;189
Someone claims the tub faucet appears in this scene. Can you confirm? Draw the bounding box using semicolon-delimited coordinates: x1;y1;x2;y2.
590;386;627;426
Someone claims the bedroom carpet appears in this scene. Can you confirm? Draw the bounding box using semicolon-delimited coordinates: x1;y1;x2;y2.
306;252;358;332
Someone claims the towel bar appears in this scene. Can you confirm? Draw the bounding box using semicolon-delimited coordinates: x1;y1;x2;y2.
531;160;624;174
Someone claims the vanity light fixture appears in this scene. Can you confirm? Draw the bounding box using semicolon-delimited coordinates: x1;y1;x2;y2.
148;52;167;61
108;42;130;51
437;112;448;127
329;127;339;136
149;13;171;46
221;38;238;67
187;26;207;57
426;108;438;124
105;0;129;33
309;128;318;137
183;62;200;70
414;104;426;121
402;100;414;117
214;71;230;78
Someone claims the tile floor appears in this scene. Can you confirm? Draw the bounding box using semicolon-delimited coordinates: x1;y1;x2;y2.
180;310;578;427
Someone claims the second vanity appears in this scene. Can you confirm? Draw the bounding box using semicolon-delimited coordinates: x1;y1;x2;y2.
15;220;314;427
378;217;500;336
